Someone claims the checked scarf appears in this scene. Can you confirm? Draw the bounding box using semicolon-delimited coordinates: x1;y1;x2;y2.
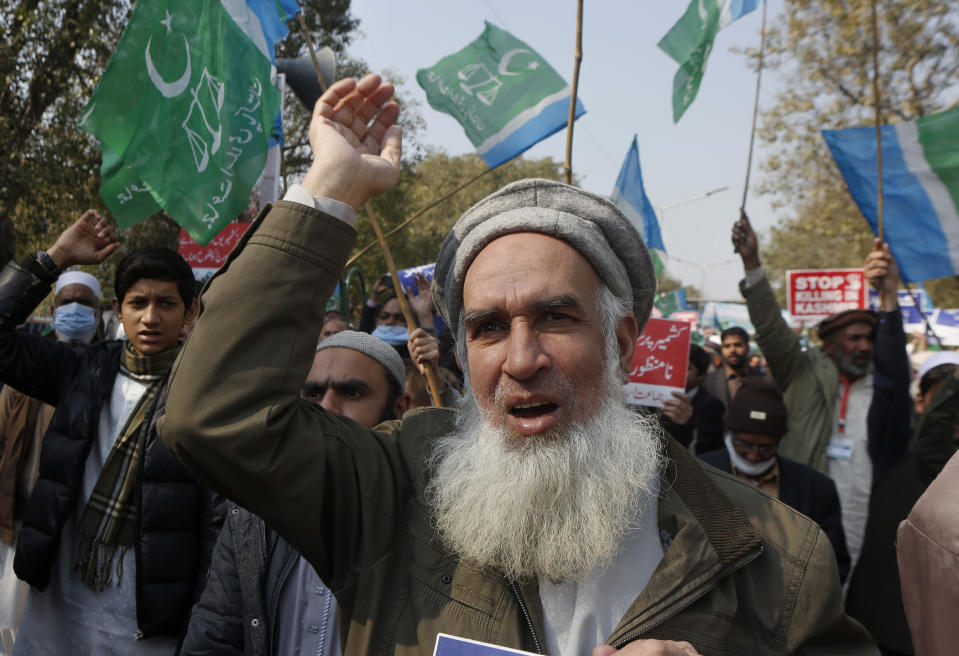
76;342;179;591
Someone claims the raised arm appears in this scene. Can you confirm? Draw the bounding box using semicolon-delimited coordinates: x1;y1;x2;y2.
733;211;807;390
0;210;116;403
159;75;405;587
864;240;912;473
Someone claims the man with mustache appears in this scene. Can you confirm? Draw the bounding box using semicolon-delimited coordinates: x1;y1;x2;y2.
161;74;876;655
732;217;911;578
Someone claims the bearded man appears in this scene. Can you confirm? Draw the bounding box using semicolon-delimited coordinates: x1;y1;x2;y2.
161;75;876;655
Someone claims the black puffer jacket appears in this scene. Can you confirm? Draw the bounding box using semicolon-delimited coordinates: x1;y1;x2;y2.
0;256;217;638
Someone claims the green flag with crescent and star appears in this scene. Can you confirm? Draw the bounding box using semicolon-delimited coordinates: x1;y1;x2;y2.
79;0;285;245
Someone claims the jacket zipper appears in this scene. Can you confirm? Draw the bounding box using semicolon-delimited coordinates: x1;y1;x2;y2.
613;544;765;649
316;584;333;656
509;581;544;654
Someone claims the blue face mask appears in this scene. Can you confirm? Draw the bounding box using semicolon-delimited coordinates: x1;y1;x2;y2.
371;324;409;346
53;302;97;343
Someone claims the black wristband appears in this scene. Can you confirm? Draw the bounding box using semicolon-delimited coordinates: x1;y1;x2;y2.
21;252;58;284
35;250;61;277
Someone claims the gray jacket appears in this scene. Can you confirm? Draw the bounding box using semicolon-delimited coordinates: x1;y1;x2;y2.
181;501;337;656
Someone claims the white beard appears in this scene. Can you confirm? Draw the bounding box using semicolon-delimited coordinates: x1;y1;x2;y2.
426;377;664;584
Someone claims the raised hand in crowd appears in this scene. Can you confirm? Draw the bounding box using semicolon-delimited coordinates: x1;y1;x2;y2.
661;390;694;426
368;273;391;305
46;209;119;269
864;238;900;311
408;327;440;376
301;73;402;211
407;272;435;327
731;209;760;271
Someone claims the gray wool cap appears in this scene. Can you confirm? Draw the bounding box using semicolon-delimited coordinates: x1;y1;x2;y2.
432;178;656;332
316;330;406;390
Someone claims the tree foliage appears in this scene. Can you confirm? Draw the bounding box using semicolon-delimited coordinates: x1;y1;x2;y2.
2;0;362;301
755;0;959;307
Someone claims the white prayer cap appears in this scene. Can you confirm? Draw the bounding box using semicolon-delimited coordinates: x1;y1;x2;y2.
56;271;100;299
917;351;959;383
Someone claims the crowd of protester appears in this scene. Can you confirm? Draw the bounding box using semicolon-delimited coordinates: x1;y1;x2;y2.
1;74;957;656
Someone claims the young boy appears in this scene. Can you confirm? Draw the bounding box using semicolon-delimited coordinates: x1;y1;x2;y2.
0;210;212;654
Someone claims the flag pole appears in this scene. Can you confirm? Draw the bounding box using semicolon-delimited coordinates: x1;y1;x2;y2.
297;12;444;407
870;0;888;308
365;206;446;407
740;0;767;210
563;0;584;185
297;13;328;93
345;163;500;268
871;0;883;243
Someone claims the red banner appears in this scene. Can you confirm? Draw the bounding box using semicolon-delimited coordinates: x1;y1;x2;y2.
178;223;251;280
624;318;691;408
786;268;866;322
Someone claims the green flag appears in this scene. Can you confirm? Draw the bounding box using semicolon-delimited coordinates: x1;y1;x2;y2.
416;21;585;168
654;288;688;316
658;0;759;122
79;0;285;244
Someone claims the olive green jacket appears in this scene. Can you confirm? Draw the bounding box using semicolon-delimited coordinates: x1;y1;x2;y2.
740;274;841;472
160;201;876;655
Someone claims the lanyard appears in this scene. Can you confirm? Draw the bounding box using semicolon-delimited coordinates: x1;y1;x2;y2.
837;377;853;434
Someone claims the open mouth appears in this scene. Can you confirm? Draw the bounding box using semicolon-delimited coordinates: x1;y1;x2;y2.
510;401;559;419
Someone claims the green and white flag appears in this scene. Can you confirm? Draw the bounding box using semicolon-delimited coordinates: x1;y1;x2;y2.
79;0;297;245
658;0;759;122
417;21;585;169
655;289;688;317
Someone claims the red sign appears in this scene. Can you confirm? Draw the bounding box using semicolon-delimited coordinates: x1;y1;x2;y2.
624;318;691;408
786;268;866;321
178;223;251;280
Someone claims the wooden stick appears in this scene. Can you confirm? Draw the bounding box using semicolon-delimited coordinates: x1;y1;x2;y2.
741;0;768;210
296;9;441;405
871;0;886;307
563;0;584;185
345;164;499;268
365;206;445;408
871;0;883;241
297;13;328;93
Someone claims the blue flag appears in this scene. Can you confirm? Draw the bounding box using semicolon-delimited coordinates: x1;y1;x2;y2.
822;106;959;283
610;136;666;274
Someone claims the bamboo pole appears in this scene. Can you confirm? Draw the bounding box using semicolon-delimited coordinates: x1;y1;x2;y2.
563;0;584;185
366;207;445;407
344;164;499;268
871;0;883;242
296;10;443;406
871;0;888;307
297;13;328;93
741;0;767;210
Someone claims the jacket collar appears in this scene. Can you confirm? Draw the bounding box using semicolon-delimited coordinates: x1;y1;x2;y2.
607;437;764;645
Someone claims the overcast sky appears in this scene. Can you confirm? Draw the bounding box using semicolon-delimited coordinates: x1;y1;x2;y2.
344;0;787;299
